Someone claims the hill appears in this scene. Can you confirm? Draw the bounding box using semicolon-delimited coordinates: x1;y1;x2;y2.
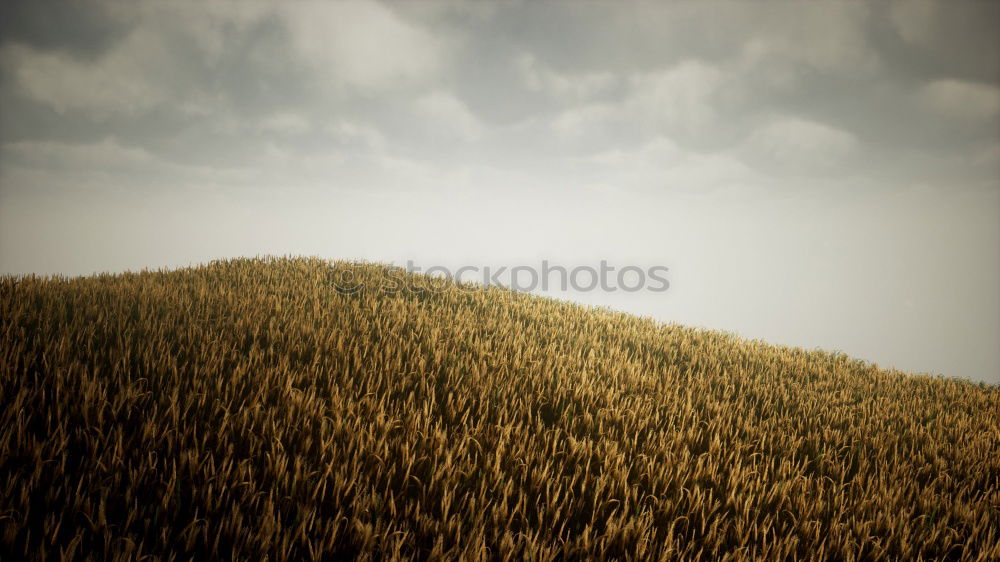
1;257;997;560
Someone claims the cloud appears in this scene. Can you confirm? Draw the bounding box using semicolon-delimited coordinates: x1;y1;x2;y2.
543;59;723;145
281;0;447;92
752;3;878;75
1;138;254;192
0;0;134;57
257;112;311;136
515;52;617;101
323;121;387;153
919;79;1000;122
1;29;172;115
173;1;275;62
0;3;279;119
549;103;619;140
413;90;484;141
740;116;858;173
889;0;936;45
545;58;732;150
628;60;725;138
572;136;760;194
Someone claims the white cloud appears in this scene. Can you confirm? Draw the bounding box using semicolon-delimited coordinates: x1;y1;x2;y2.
549;103;619;140
628;60;724;136
282;0;447;92
324;121;387;152
919;79;1000;122
740;116;858;172
413;90;484;141
546;60;724;142
5;138;154;169
515;52;617;101
574;136;760;193
1;138;253;191
540;4;878;145
258;112;311;136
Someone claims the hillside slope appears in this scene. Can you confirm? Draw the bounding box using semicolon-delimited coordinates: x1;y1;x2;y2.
1;257;998;560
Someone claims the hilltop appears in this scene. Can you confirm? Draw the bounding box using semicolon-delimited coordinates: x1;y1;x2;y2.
1;257;997;560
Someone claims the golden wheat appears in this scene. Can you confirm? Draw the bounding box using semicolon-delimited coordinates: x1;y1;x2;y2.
1;257;998;560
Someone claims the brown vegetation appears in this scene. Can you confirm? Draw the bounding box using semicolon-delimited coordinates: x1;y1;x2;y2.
1;257;998;560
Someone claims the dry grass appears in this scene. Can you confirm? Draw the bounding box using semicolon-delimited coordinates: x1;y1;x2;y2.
1;256;998;560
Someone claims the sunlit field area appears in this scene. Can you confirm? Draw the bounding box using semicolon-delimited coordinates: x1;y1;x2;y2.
2;257;998;560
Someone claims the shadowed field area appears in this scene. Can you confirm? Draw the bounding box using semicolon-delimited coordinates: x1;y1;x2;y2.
1;257;998;560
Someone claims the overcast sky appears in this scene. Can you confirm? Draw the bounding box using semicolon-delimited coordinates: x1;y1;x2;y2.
1;1;998;384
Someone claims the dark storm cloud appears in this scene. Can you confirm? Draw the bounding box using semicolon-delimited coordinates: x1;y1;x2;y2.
419;1;998;179
873;1;1000;84
0;0;132;59
2;0;997;178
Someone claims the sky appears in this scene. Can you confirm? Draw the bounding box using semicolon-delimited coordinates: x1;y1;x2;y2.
1;1;998;384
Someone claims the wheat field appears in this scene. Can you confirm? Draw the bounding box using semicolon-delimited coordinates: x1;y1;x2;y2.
1;257;998;560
